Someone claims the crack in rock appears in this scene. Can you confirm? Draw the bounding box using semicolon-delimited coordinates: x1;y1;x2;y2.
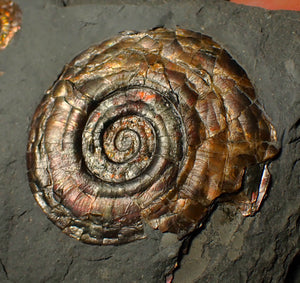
0;258;8;280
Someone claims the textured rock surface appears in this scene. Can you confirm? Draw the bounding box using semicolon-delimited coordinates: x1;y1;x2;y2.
0;0;299;282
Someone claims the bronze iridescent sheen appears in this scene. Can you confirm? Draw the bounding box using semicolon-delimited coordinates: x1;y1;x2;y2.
0;0;21;50
27;28;279;245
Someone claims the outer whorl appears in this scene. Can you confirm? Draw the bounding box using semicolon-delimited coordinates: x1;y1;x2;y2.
27;28;279;245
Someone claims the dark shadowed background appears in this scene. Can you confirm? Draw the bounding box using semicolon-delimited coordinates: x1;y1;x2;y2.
0;0;299;282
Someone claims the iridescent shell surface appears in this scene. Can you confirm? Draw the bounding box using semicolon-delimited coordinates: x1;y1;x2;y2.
0;0;21;50
27;28;278;245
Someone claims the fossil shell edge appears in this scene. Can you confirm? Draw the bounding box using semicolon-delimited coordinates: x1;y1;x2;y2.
27;28;279;245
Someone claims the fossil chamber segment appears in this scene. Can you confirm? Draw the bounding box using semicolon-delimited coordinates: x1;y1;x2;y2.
0;0;21;50
27;28;279;245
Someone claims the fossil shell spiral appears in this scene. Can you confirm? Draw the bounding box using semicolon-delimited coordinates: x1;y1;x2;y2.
27;28;279;245
0;0;21;50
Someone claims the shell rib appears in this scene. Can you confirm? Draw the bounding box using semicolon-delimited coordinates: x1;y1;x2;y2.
27;28;279;245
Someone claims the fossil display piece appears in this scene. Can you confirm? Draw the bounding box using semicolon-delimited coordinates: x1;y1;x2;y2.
0;0;21;50
27;28;279;245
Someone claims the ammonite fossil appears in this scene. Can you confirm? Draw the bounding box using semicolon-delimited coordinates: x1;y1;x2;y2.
27;28;279;245
0;0;21;50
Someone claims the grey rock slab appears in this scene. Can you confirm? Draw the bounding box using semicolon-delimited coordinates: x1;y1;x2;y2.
0;0;299;282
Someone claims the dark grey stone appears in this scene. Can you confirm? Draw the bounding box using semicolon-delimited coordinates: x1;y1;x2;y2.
0;0;299;282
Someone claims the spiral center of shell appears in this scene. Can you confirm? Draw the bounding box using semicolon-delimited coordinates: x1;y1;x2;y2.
82;87;184;187
103;116;153;164
114;129;137;153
